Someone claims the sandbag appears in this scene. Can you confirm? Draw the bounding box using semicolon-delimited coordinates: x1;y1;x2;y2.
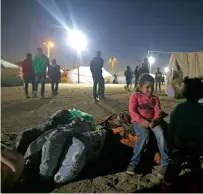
75;129;106;162
23;116;92;182
54;137;86;184
40;131;73;181
15;110;72;155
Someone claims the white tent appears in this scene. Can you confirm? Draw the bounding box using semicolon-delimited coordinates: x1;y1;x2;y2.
165;52;203;97
1;59;23;86
67;66;112;83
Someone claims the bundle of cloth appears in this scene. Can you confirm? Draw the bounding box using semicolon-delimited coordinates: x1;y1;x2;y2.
1;110;106;192
98;110;169;165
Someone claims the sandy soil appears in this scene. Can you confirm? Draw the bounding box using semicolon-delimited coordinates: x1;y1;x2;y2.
1;84;183;193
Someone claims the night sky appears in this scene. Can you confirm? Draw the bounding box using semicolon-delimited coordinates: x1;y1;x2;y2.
1;0;203;73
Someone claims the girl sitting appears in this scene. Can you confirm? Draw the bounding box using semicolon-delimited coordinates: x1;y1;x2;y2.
127;74;169;177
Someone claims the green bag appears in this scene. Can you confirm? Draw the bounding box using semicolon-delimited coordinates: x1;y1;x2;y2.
68;108;96;130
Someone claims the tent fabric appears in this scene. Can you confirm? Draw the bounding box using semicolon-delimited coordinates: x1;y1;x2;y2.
165;52;203;97
67;66;112;83
1;59;21;69
1;59;23;86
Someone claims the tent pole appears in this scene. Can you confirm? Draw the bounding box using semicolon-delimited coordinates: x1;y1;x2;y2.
78;65;80;84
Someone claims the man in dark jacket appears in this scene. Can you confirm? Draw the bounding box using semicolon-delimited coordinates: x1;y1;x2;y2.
134;66;140;89
21;53;35;98
124;66;133;91
139;58;149;76
90;51;105;102
49;59;61;96
155;67;162;93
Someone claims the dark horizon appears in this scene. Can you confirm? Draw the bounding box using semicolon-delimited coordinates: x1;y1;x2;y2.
1;0;203;73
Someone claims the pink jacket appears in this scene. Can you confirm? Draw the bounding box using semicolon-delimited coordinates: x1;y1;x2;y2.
129;92;161;125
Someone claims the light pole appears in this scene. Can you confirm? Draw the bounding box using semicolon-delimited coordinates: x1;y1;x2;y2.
67;29;87;84
148;56;155;74
43;41;54;59
108;57;117;74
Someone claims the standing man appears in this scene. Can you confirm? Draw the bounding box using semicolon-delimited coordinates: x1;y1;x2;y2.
113;72;118;84
139;58;149;76
48;59;61;97
124;65;133;91
155;67;162;93
90;50;105;102
161;76;165;85
134;66;140;89
21;53;35;98
33;48;49;99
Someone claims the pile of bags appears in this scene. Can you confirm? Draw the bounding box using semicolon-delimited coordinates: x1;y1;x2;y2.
14;109;106;185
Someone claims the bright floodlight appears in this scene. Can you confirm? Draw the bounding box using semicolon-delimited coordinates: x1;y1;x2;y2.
68;29;87;53
43;41;54;48
164;67;169;73
48;41;54;48
148;56;155;64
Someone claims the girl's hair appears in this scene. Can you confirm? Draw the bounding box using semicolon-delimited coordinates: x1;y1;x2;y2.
139;74;154;86
182;77;203;101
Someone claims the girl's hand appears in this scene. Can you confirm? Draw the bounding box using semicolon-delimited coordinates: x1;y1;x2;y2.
149;121;156;128
149;120;157;128
142;120;150;128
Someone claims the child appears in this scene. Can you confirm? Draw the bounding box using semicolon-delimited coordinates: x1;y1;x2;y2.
49;59;61;96
162;77;203;191
127;74;169;177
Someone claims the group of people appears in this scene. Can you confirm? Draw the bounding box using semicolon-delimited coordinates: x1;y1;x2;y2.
124;61;165;93
21;48;61;99
124;58;150;91
127;73;203;191
89;53;167;102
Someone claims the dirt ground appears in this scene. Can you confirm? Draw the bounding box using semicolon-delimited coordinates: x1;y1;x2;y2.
1;84;183;193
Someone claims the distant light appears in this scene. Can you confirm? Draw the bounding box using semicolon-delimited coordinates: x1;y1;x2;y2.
43;41;54;48
109;57;117;62
148;56;155;64
48;41;54;48
67;29;87;53
164;67;169;73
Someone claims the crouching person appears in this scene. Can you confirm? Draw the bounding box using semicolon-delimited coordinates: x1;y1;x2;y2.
1;143;24;193
162;77;203;192
49;59;61;97
127;74;169;177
